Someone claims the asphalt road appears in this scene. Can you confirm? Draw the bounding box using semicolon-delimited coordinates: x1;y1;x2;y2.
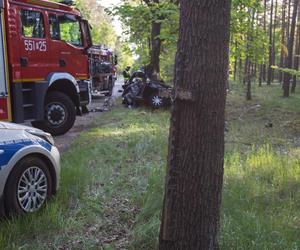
54;78;124;152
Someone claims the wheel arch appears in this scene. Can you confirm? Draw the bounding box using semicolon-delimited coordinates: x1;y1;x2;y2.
4;153;58;197
48;79;79;107
47;73;80;107
2;147;60;200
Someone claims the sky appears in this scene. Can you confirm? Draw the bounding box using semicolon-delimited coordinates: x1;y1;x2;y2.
98;0;123;35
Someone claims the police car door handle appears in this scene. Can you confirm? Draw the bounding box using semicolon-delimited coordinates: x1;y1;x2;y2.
0;150;4;155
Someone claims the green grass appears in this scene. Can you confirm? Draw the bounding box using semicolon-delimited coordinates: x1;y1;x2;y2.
0;108;170;249
1;82;300;249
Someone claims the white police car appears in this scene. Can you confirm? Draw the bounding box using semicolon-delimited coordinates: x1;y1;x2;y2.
0;122;60;216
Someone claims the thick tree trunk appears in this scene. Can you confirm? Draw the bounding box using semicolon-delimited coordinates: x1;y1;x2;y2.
283;0;299;97
159;0;231;249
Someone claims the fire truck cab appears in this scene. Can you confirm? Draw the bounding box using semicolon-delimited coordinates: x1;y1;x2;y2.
0;0;92;135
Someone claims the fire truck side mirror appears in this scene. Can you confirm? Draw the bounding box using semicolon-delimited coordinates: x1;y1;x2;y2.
114;55;118;65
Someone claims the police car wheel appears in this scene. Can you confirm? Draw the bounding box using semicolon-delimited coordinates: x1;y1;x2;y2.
32;91;76;136
5;156;52;215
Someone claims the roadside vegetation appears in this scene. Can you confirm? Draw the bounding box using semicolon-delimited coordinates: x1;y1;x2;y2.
1;82;300;249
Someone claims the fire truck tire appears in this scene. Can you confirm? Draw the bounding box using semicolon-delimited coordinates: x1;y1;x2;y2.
32;91;76;136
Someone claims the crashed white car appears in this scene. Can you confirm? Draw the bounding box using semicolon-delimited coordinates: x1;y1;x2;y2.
0;122;60;216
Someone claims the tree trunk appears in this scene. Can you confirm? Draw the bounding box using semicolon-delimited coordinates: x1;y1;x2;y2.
159;0;231;249
283;0;299;97
279;0;287;83
271;0;278;82
234;55;237;82
259;64;263;86
262;0;267;82
148;20;162;79
291;6;300;93
267;0;274;85
143;0;162;80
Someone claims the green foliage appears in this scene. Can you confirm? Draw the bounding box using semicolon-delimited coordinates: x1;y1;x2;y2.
74;0;134;71
110;0;179;81
75;0;118;48
272;66;300;77
230;0;269;75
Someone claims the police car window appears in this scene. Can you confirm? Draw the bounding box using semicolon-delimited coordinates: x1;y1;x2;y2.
21;10;45;38
49;14;60;40
58;15;82;46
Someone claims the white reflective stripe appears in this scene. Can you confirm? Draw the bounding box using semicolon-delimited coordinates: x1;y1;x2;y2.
0;150;4;154
48;73;80;93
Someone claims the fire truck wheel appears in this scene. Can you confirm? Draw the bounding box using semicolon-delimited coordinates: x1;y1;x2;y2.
32;91;76;136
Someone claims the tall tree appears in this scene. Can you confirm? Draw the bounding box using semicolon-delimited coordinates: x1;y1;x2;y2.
271;0;278;82
291;5;300;93
112;0;179;80
267;0;274;85
143;0;162;79
283;0;299;97
159;0;231;249
279;0;287;83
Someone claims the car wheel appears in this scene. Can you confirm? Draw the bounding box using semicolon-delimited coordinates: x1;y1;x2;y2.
149;94;164;109
32;91;76;136
5;156;52;215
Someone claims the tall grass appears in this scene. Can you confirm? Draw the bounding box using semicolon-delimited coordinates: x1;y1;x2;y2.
131;145;300;249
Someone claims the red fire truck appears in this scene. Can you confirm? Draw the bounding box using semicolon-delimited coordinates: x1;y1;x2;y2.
89;45;117;97
0;0;92;135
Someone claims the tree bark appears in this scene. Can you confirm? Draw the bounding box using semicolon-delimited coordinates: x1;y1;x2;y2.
159;0;231;249
279;0;287;83
271;0;278;82
291;5;300;93
267;0;274;85
283;0;299;97
143;0;162;80
262;0;267;82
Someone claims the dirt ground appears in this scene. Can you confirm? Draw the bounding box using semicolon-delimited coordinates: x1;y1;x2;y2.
54;78;124;152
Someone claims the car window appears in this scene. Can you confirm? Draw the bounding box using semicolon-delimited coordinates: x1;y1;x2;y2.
58;15;82;47
20;10;45;38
